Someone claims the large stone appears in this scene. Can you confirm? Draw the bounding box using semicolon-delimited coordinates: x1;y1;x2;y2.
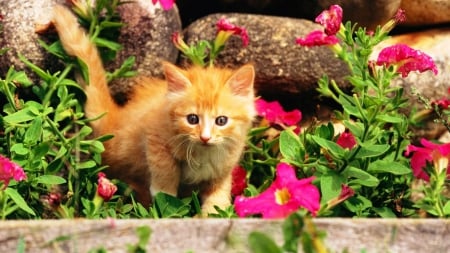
111;0;181;77
0;219;448;252
0;0;181;93
181;13;350;99
317;0;402;30
0;0;64;81
177;0;402;30
400;0;450;26
107;0;181;97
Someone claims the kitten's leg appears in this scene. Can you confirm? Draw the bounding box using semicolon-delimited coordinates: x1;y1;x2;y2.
147;144;181;198
150;164;180;198
200;173;232;215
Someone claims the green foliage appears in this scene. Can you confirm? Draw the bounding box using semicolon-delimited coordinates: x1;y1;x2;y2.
0;0;141;220
243;18;419;218
248;212;329;253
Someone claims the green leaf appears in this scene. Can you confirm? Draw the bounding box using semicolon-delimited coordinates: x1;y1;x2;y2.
375;114;404;123
77;160;97;170
343;121;364;138
320;171;345;203
314;122;334;140
354;144;389;159
282;212;304;253
338;94;361;118
367;160;411;175
4;188;36;216
154;192;190;218
372;207;397;218
3;108;36;124
132;226;151;250
443;201;450;216
47;158;64;173
93;37;122;51
10;143;29;156
343;166;379;187
35;175;67;185
24;117;43;145
10;70;32;87
343;195;372;214
280;129;303;163
99;21;124;29
18;53;52;82
33;142;51;158
248;232;282;253
311;135;345;160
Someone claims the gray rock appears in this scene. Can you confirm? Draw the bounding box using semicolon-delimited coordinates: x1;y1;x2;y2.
0;0;181;94
181;13;350;98
107;0;181;96
0;0;65;81
400;0;450;26
178;0;402;32
318;0;402;30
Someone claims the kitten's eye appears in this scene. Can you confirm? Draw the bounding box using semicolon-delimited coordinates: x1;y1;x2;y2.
215;116;228;126
186;114;199;125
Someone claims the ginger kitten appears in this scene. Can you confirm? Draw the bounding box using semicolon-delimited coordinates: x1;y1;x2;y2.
52;5;255;214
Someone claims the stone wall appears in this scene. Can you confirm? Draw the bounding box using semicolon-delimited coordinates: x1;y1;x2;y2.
0;219;448;253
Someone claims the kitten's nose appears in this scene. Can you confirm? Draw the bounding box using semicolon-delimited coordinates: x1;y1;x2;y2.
200;135;211;144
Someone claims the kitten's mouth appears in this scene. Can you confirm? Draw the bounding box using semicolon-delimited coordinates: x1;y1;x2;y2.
199;141;212;146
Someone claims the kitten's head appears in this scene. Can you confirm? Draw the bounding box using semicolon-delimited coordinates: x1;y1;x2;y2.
163;62;256;148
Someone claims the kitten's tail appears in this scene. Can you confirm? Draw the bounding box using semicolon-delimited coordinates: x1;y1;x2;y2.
52;5;117;121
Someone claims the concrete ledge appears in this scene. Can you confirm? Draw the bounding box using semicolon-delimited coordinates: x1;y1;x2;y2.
0;218;448;252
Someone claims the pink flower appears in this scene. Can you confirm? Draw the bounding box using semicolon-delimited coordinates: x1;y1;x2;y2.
393;9;406;24
405;138;450;181
216;17;249;47
432;98;450;109
0;155;26;188
336;131;357;149
376;44;438;78
326;184;355;209
315;4;343;35
171;32;190;52
97;172;117;201
151;0;175;10
295;30;339;47
296;5;342;47
234;163;320;218
231;166;247;196
255;98;302;128
431;88;450;109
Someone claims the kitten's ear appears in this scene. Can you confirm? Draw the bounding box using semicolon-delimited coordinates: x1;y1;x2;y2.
163;62;192;92
226;64;255;97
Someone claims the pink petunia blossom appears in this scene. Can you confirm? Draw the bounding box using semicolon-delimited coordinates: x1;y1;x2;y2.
405;138;450;181
432;98;450;109
431;88;450;109
0;155;26;188
315;4;343;36
336;131;357;150
152;0;175;10
255;98;302;128
393;9;406;24
231;166;247;196
376;44;438;78
234;162;320;219
295;30;339;47
326;184;355;209
216;17;249;47
97;172;117;201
